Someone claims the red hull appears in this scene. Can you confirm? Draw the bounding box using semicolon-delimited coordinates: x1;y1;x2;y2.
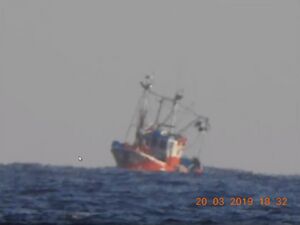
125;158;178;172
111;143;203;174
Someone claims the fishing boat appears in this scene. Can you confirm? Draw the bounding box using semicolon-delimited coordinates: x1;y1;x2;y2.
111;76;210;174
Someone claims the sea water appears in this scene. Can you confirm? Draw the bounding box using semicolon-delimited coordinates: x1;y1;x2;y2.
0;163;299;225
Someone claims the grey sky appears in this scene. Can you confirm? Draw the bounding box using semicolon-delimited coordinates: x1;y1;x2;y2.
0;0;299;174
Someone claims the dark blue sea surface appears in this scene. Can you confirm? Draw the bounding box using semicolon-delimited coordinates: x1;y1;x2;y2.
0;163;299;225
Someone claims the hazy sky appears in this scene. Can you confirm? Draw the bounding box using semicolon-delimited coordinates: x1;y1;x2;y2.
0;0;299;174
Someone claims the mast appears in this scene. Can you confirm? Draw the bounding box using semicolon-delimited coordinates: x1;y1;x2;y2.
157;91;183;132
134;75;208;139
135;75;153;146
170;91;183;132
154;98;163;126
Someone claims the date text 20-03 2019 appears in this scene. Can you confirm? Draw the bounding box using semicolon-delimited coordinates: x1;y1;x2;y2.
195;196;288;207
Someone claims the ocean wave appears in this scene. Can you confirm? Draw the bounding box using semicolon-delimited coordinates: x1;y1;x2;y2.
0;163;299;225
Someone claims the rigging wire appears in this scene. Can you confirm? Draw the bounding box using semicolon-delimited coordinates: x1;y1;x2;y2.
185;131;205;160
175;102;195;131
125;94;144;141
125;75;210;145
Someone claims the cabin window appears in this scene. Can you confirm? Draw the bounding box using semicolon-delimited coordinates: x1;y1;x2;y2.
159;140;167;149
152;137;157;147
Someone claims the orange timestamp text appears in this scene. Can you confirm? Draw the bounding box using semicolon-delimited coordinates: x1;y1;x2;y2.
195;196;288;207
